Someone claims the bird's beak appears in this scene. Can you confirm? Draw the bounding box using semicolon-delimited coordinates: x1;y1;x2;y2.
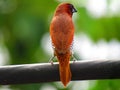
72;7;77;13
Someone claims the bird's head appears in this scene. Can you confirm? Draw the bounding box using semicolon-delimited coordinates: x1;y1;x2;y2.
55;3;77;17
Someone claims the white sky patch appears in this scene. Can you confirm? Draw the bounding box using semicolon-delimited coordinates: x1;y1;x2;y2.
107;39;120;59
74;34;94;59
72;81;89;90
41;33;53;56
0;50;4;65
0;46;9;65
0;86;11;90
40;84;57;90
85;0;107;18
74;33;120;60
109;0;120;15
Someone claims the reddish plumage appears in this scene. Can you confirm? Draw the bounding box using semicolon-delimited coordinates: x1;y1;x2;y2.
50;3;77;86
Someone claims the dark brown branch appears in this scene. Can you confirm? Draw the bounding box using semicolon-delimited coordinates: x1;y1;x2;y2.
0;60;120;85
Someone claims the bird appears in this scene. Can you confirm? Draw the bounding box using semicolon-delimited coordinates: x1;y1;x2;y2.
49;3;77;87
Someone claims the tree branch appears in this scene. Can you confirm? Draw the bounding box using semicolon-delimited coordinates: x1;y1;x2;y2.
0;60;120;85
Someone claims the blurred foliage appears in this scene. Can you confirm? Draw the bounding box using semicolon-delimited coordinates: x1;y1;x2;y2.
90;80;120;90
77;8;120;42
0;0;120;90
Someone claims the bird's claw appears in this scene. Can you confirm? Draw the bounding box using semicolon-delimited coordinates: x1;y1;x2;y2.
71;54;77;63
49;56;55;65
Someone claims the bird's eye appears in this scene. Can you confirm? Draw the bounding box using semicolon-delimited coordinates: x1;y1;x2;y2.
69;4;77;13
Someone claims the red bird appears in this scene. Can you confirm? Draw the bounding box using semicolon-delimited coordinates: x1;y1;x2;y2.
50;3;77;86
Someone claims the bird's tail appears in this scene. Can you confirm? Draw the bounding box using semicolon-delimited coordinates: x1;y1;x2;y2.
56;51;71;87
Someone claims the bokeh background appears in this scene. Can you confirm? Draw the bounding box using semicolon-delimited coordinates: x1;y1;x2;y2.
0;0;120;90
